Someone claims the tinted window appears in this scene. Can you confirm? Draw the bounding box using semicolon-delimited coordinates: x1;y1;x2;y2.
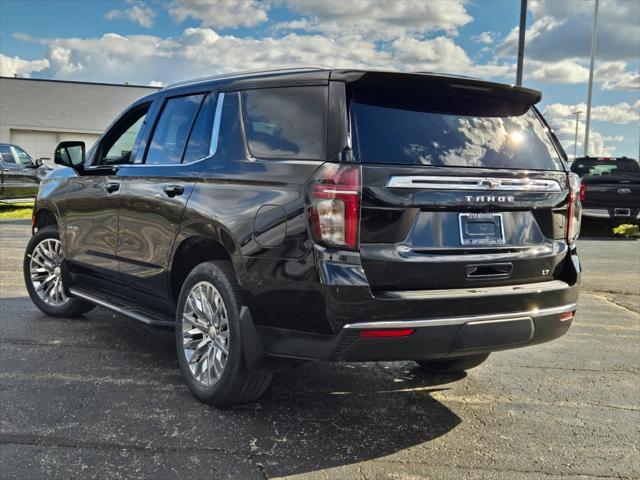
183;93;215;163
100;104;149;166
571;158;640;177
217;93;245;160
13;146;33;165
241;87;326;160
146;94;204;165
0;146;15;164
352;90;563;171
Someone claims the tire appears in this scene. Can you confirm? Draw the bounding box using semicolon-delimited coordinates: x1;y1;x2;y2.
417;353;490;374
23;225;95;317
175;261;272;406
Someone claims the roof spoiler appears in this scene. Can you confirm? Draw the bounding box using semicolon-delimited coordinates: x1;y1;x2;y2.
331;70;542;107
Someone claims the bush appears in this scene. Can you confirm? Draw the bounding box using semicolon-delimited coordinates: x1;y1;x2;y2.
612;224;640;238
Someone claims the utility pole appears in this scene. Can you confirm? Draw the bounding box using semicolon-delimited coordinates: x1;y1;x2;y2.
516;0;528;86
573;111;583;159
584;0;599;157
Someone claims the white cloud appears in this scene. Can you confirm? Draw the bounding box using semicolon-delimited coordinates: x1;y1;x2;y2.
472;31;495;45
499;16;564;57
509;54;639;91
544;101;640;124
504;0;640;62
495;1;639;90
105;2;156;28
0;53;50;77
544;112;612;157
543;101;640;157
30;28;514;86
167;0;268;28
527;59;589;84
597;61;640;91
278;0;473;39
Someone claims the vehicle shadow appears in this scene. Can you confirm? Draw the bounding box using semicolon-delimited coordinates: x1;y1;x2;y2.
250;362;464;476
1;298;464;478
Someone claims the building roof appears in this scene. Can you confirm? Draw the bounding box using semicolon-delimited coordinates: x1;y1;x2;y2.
0;76;161;90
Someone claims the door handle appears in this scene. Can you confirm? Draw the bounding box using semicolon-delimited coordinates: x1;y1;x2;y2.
163;185;185;197
105;182;120;193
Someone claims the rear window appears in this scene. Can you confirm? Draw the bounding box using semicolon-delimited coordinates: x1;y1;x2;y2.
351;90;563;171
571;158;640;177
241;87;326;160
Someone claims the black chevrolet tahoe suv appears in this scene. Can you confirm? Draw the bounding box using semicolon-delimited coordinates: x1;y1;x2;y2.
24;68;582;406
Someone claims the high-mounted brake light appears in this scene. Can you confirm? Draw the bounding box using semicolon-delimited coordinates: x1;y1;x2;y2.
567;173;582;246
309;163;361;249
360;329;416;338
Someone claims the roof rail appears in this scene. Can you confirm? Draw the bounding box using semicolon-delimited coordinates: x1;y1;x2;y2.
163;65;332;90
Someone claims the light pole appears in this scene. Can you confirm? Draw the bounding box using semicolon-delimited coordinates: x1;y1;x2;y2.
584;0;599;156
516;0;528;86
573;110;583;159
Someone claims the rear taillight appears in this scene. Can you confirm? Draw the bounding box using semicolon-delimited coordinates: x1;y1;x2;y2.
308;163;361;250
567;173;582;246
579;183;586;201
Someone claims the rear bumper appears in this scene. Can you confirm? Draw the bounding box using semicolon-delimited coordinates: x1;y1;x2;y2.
336;303;575;361
582;207;640;220
249;249;581;365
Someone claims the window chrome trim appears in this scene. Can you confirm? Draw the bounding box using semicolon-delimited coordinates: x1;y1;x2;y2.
110;92;225;169
342;303;576;330
209;92;225;157
385;175;562;192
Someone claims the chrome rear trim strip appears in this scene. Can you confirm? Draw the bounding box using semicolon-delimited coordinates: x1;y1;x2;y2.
582;208;610;218
375;280;569;300
385;175;562;192
343;303;576;330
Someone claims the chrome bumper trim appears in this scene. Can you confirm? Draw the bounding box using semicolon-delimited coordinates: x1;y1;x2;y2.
375;280;569;300
582;208;610;218
343;303;577;330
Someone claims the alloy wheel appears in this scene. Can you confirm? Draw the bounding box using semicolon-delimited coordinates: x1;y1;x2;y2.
181;281;230;387
29;238;69;307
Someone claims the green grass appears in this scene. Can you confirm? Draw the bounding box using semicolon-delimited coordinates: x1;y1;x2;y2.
0;201;34;220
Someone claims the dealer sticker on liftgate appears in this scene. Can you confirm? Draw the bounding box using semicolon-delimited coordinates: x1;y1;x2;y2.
458;213;506;246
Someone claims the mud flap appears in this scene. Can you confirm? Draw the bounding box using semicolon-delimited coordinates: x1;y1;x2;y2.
238;306;298;373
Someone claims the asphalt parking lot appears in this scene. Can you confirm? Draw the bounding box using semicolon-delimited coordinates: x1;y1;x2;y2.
1;219;638;480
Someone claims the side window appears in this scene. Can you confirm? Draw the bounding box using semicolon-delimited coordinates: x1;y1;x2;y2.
98;103;150;166
13;146;33;165
0;146;16;164
183;93;215;163
145;93;204;165
241;86;327;160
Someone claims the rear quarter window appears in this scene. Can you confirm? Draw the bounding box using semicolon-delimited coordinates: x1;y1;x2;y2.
241;86;327;160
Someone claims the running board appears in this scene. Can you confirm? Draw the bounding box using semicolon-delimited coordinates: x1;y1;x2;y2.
68;285;175;328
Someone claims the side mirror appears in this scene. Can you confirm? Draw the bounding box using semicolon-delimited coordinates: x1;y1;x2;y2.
54;141;85;169
34;158;43;167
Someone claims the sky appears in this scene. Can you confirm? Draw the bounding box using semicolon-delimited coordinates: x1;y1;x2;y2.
0;0;638;159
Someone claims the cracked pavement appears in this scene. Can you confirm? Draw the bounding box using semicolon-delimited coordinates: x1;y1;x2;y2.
1;219;638;479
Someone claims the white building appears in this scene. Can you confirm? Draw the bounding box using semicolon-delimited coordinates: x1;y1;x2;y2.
0;76;159;162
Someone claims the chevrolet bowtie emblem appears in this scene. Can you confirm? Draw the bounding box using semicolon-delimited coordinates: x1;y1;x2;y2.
479;179;501;189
